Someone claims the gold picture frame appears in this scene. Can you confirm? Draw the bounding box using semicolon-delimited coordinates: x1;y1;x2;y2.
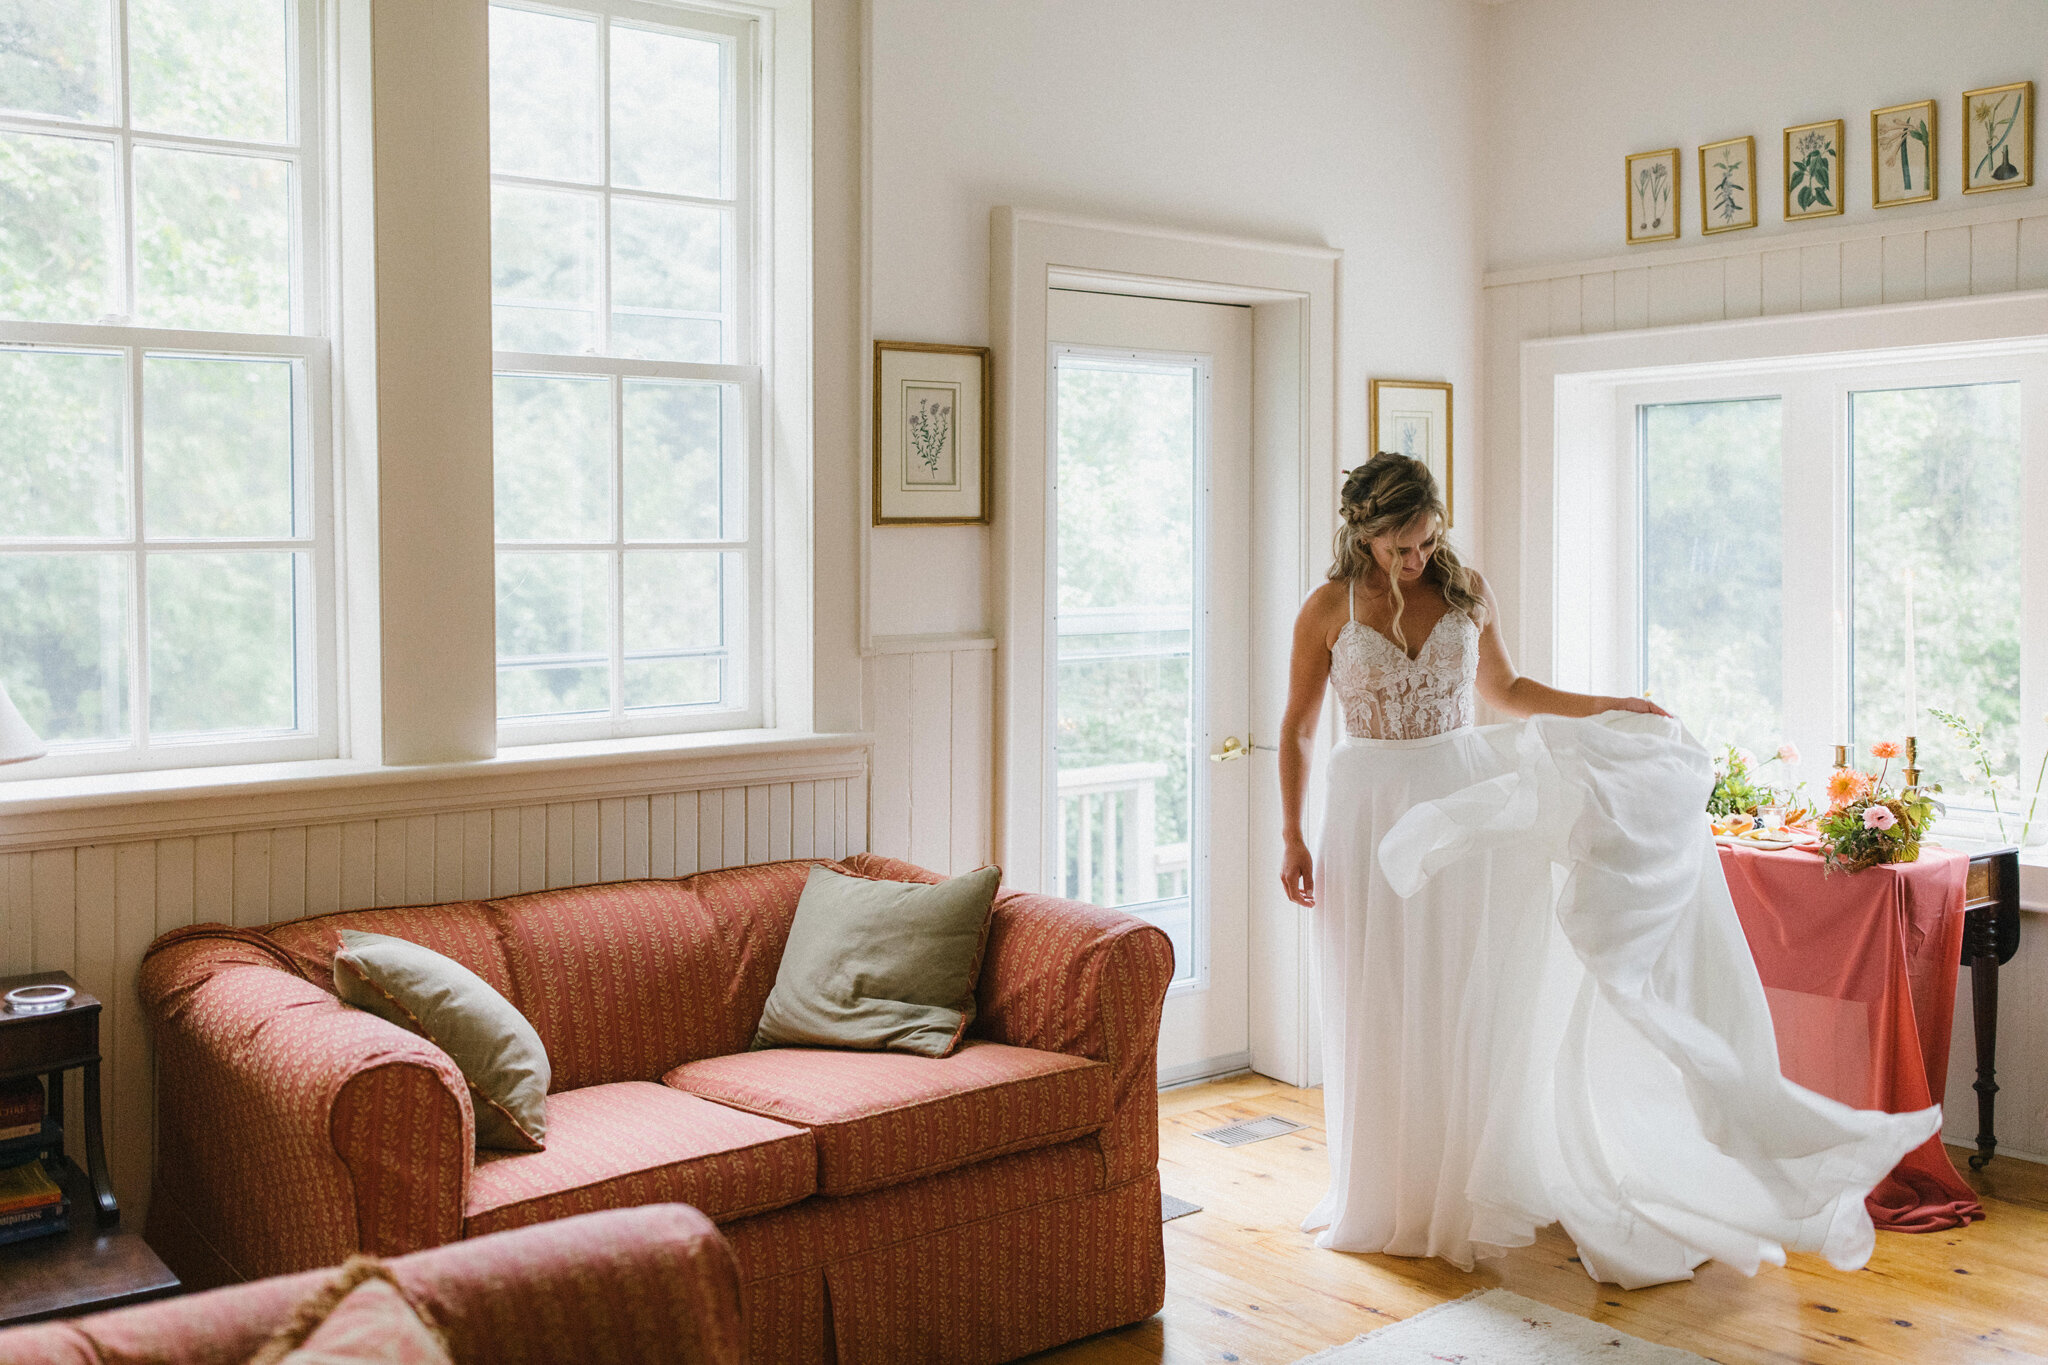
1699;135;1758;234
1872;99;1938;207
872;341;992;526
1964;81;2033;193
1625;147;1681;244
1369;379;1454;526
1783;119;1845;221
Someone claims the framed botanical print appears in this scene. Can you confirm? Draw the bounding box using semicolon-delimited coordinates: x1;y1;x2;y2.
1873;99;1938;207
1369;379;1453;526
1699;135;1758;234
872;341;991;525
1625;147;1681;244
1783;119;1845;220
1964;81;2032;193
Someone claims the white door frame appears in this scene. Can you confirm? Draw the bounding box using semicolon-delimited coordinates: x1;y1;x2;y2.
990;207;1340;1086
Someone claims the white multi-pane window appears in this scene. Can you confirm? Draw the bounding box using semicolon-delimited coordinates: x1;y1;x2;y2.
1627;352;2045;844
490;0;761;740
0;0;331;777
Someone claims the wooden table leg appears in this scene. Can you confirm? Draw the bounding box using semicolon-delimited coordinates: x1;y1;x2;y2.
81;1058;118;1226
1967;906;2000;1171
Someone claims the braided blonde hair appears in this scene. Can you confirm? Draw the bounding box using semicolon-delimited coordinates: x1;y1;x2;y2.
1329;453;1484;650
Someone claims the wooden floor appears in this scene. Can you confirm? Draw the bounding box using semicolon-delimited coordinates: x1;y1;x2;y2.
1029;1075;2048;1365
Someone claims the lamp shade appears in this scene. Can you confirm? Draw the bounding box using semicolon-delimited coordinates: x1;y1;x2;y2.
0;682;47;764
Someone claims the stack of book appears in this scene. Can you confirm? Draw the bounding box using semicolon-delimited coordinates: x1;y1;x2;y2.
0;1078;64;1246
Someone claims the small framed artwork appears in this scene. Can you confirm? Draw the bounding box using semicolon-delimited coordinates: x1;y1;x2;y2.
872;341;991;526
1369;379;1453;526
1625;147;1681;244
1964;81;2033;193
1872;99;1938;206
1699;135;1758;234
1783;119;1845;220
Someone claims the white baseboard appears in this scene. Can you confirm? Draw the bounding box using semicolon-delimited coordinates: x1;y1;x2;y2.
1158;1052;1253;1090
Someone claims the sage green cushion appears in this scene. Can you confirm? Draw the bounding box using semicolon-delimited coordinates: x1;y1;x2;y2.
752;864;1002;1057
333;929;550;1151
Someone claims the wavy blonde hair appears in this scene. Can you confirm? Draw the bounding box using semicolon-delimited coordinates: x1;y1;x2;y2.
1329;453;1484;650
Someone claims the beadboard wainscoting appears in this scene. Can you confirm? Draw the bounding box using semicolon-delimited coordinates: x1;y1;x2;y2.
0;741;870;1223
864;634;997;876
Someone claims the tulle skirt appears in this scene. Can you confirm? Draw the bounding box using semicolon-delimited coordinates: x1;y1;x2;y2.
1304;712;1939;1289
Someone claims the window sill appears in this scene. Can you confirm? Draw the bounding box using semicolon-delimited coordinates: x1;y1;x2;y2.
0;728;872;853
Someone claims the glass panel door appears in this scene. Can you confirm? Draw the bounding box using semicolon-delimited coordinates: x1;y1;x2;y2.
1053;354;1201;983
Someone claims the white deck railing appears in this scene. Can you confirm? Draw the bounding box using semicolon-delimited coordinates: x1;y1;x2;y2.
1056;761;1190;905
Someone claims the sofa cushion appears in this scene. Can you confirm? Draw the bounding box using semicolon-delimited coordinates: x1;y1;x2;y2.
486;863;823;1092
752;864;1000;1057
665;1042;1113;1196
464;1082;814;1237
334;930;551;1152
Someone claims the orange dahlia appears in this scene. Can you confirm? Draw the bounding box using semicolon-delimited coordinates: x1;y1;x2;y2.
1870;740;1902;760
1826;767;1873;809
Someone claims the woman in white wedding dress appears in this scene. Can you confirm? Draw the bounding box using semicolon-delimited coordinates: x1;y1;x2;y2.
1277;453;1938;1290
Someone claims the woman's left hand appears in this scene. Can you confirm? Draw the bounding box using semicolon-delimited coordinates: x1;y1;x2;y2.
1602;695;1671;718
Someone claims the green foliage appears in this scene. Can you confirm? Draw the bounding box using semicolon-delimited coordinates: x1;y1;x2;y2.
1710;151;1746;224
1707;744;1786;817
1789;130;1833;210
1818;786;1938;875
1853;387;2021;809
1642;399;1783;756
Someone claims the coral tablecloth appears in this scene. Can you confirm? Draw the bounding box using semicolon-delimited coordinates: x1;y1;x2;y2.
1719;842;1983;1232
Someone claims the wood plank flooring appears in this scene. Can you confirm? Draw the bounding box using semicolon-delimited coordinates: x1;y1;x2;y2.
1029;1075;2048;1364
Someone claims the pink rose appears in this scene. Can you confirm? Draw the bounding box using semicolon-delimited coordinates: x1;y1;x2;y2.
1776;744;1800;765
1863;804;1898;831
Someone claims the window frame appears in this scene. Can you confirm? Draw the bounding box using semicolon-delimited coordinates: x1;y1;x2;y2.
0;0;337;780
488;0;771;745
1604;346;2048;837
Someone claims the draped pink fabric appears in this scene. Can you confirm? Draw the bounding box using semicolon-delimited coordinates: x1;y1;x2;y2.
1719;843;1982;1232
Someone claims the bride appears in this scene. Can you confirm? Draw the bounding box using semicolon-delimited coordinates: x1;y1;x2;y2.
1277;453;1938;1289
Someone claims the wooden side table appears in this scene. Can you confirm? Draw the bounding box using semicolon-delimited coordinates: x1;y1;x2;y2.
0;970;178;1327
1959;847;2022;1170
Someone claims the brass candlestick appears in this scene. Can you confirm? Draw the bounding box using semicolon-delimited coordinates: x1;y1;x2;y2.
1834;743;1848;769
1903;735;1920;790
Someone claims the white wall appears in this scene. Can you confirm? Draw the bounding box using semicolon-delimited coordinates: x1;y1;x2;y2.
1483;0;2048;273
863;0;1488;639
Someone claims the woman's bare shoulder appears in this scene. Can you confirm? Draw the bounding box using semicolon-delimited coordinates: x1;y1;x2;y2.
1298;579;1351;645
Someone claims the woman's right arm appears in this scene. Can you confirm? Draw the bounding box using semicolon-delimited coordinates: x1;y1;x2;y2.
1279;588;1338;907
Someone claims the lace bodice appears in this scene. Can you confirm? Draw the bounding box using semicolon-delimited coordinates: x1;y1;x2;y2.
1330;588;1479;740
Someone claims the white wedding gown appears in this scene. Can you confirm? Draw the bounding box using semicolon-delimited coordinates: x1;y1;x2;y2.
1303;595;1939;1289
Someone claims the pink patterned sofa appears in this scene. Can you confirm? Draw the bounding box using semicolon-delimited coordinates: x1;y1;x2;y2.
0;1204;741;1365
138;854;1173;1365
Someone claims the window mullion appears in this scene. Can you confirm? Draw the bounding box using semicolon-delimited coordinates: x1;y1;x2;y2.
127;344;148;752
597;16;613;358
115;0;135;323
612;374;627;723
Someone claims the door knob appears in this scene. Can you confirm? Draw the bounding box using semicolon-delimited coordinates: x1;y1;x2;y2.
1211;735;1251;762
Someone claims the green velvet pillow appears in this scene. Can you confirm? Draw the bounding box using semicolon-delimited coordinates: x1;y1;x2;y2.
333;930;550;1152
753;864;1002;1057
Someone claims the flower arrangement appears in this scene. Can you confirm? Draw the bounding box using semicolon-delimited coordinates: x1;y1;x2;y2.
1816;740;1939;874
1707;742;1801;818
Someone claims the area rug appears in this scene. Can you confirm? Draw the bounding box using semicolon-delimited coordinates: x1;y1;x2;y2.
1161;1193;1202;1222
1292;1289;1715;1364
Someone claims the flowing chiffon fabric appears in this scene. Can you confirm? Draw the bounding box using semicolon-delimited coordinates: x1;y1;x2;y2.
1304;711;1940;1289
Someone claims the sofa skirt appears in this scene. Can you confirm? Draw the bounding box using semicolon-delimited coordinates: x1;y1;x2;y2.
729;1146;1164;1365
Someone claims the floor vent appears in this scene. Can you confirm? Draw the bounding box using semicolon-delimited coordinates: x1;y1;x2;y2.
1161;1193;1203;1222
1192;1114;1303;1147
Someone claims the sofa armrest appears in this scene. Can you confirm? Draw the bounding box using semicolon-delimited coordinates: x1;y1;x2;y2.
398;1204;743;1365
10;1205;741;1365
839;854;1175;1186
140;926;474;1282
